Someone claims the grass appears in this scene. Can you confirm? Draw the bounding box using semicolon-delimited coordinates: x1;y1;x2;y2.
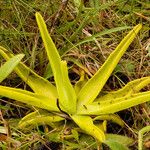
0;0;150;149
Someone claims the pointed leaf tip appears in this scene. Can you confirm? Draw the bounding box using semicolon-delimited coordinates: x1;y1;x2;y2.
0;54;24;83
77;24;142;107
36;12;77;114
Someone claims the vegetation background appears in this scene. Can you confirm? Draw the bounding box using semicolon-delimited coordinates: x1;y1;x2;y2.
0;0;150;149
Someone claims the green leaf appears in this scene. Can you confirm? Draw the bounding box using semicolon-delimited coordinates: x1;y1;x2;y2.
71;129;79;141
71;115;105;142
59;61;77;113
78;91;150;115
0;46;57;99
93;114;124;127
0;54;24;82
106;134;133;146
74;71;88;94
96;77;150;102
114;60;135;74
77;24;142;107
0;86;59;112
104;139;129;150
18;110;64;129
36;12;76;114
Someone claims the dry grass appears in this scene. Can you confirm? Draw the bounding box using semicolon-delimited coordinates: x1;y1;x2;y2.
0;0;149;149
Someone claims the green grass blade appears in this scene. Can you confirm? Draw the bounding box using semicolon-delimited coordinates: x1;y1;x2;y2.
71;115;105;142
0;85;59;112
36;12;76;114
0;54;24;82
78;91;150;115
75;26;131;47
0;46;57;99
77;24;142;107
138;126;150;150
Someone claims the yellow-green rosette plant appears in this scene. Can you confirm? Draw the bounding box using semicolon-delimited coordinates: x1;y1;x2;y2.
0;13;150;149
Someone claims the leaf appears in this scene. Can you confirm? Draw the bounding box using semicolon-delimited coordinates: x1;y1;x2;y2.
78;91;150;115
18;110;64;129
0;46;57;99
0;54;24;82
36;12;76;114
0;86;59;112
93;114;124;127
71;115;105;142
77;24;142;107
104;139;129;150
96;77;150;102
106;134;134;146
92;120;107;133
114;60;135;74
71;129;79;141
74;70;88;94
59;61;77;113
